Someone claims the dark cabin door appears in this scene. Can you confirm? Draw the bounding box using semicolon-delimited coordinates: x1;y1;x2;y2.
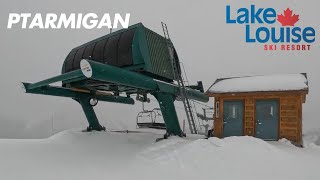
223;101;244;137
255;100;279;140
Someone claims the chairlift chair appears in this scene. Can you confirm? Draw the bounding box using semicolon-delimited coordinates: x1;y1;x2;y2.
197;108;214;121
136;102;166;130
196;107;214;136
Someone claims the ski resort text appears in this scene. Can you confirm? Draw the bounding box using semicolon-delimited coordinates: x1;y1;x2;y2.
226;5;315;51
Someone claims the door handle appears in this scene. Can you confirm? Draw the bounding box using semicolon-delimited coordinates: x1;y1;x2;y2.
257;122;262;125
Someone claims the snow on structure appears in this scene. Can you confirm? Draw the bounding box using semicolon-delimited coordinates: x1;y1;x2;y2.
207;73;308;93
206;73;309;145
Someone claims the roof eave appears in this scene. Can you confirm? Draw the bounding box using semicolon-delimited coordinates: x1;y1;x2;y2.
205;89;309;97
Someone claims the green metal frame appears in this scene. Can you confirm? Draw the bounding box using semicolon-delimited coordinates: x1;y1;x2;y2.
153;92;183;136
27;70;84;90
23;59;208;136
22;83;135;105
85;60;208;102
22;82;134;131
62;23;176;81
83;60;158;91
78;97;104;131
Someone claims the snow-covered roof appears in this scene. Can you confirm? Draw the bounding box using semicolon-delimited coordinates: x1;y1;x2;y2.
207;73;308;94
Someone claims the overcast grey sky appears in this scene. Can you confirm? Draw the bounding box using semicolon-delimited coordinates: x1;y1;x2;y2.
0;0;319;138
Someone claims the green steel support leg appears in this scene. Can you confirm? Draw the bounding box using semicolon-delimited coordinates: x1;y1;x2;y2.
78;98;105;131
153;92;184;137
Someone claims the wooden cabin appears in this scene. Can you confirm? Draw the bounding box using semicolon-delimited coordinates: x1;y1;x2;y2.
206;73;309;145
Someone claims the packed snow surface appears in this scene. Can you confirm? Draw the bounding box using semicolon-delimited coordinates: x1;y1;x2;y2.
0;129;319;180
207;73;308;93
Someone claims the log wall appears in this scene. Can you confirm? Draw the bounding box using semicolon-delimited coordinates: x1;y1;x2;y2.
211;91;306;145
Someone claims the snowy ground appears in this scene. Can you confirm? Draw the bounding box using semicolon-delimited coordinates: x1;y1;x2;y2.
0;129;319;180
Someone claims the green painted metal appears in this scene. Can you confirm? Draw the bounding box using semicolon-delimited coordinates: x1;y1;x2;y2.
22;83;135;105
23;82;134;131
155;80;209;102
85;60;209;102
62;23;176;81
153;92;183;136
70;23;144;51
131;25;146;67
27;70;85;90
23;59;208;134
144;28;174;80
84;60;159;91
185;88;209;102
24;23;210;135
78;97;105;131
24;60;207;101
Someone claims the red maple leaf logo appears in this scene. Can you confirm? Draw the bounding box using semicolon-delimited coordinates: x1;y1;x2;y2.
277;8;299;26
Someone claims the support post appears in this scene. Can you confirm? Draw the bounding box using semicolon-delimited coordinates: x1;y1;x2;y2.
78;98;105;131
153;92;183;137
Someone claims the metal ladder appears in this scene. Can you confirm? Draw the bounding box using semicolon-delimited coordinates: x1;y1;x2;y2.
180;62;203;132
161;22;197;134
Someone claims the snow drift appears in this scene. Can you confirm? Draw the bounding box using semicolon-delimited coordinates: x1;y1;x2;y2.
0;130;319;180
